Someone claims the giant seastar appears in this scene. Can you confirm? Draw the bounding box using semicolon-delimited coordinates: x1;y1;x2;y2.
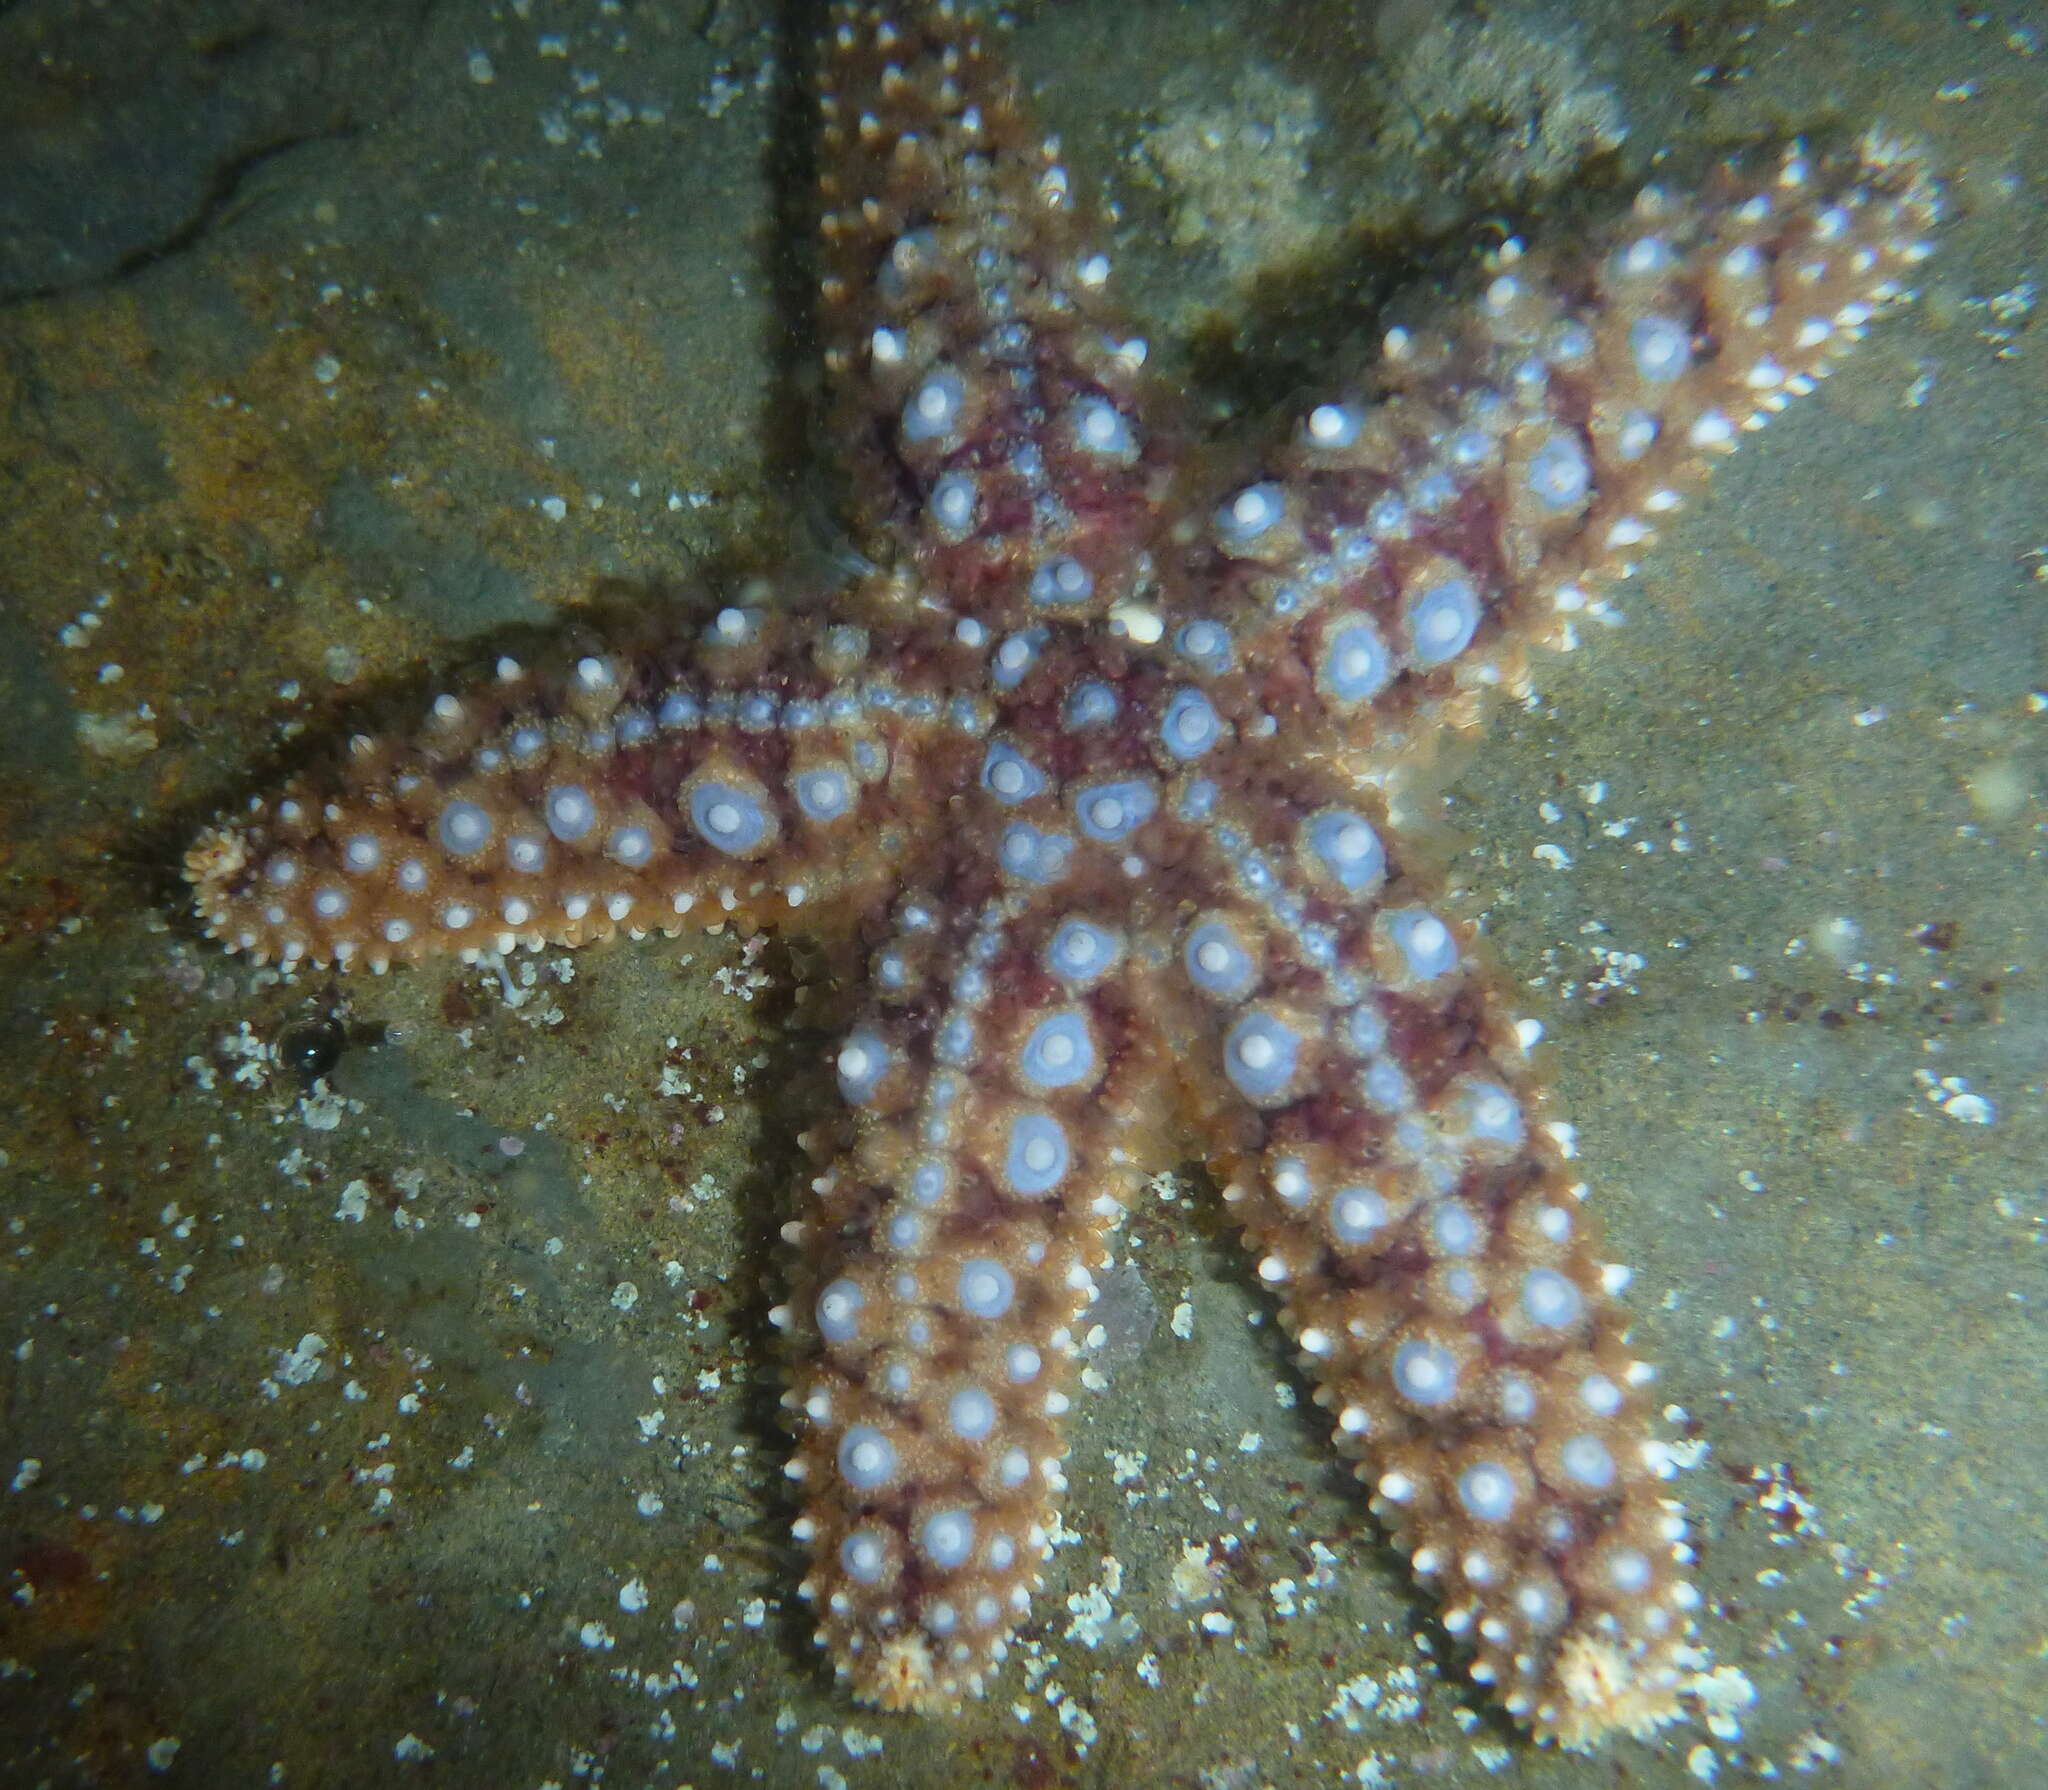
181;0;1939;1749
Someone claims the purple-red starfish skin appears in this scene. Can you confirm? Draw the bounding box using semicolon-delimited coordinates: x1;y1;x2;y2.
184;0;1940;1748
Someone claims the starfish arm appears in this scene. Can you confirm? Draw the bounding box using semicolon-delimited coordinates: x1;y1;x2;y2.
815;2;1184;629
773;834;1172;1712
183;600;961;971
1153;748;1701;1747
1162;133;1941;760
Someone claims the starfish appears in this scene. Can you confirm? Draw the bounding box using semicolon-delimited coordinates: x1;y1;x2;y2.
182;0;1938;1748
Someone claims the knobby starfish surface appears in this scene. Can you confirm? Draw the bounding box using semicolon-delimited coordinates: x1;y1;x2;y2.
183;0;1939;1748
